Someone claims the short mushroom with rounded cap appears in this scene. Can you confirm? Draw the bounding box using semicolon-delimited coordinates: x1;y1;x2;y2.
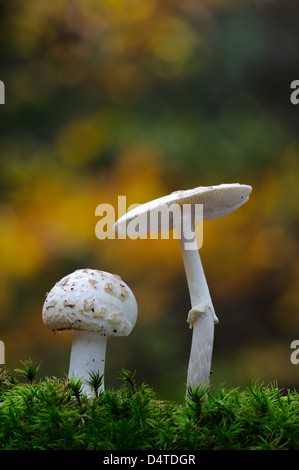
42;269;138;395
114;183;252;390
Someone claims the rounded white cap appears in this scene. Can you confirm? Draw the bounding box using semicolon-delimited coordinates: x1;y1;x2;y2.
42;269;138;337
114;183;252;236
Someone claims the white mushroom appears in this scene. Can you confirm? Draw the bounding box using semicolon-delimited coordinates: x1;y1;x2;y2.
42;269;138;395
113;183;252;390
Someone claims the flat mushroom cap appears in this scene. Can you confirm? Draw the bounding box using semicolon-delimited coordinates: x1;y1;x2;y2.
114;183;252;236
42;269;138;336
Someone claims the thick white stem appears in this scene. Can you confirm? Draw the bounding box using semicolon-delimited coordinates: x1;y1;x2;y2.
68;330;106;396
178;225;217;389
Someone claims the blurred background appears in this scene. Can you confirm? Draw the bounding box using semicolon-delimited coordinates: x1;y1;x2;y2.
0;0;299;401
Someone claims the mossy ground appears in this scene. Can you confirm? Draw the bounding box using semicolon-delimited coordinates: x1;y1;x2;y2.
0;361;298;450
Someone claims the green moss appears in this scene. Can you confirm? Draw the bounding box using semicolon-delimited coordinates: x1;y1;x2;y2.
0;363;298;450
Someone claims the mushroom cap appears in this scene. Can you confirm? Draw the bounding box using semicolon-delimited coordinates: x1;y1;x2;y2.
42;269;138;336
114;183;252;236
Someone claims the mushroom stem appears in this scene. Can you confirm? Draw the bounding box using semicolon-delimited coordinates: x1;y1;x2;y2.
68;330;106;396
178;222;217;390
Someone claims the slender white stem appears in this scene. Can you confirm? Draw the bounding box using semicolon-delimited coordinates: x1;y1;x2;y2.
178;222;217;389
68;330;107;396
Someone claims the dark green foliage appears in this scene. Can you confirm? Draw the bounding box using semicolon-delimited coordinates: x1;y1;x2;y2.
0;365;298;450
68;376;84;407
14;359;40;384
86;371;104;398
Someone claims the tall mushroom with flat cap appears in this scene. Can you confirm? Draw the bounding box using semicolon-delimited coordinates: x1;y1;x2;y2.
114;183;252;389
43;269;138;395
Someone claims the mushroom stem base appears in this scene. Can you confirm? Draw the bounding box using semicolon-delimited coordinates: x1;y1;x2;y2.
68;330;106;396
186;308;214;389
